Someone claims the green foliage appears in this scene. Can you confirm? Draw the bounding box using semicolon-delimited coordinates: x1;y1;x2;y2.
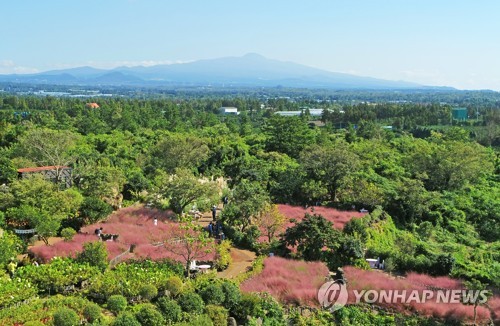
281;214;340;261
164;275;183;297
222;179;269;231
264;115;316;158
206;304;229;326
139;283;158;301
156;297;182;323
107;295;127;315
0;231;22;269
14;257;99;294
83;302;102;323
87;260;182;300
214;240;232;271
220;281;242;310
60;227;76;241
79;196;113;224
134;305;165;326
76;241;108;272
178;292;205;314
52;307;79;326
113;312;141;326
159;168;216;215
0;276;38;308
199;283;226;305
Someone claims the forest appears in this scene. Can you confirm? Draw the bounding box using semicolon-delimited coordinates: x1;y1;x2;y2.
0;92;498;325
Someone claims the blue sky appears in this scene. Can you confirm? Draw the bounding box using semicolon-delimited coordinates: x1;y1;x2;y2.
2;0;500;90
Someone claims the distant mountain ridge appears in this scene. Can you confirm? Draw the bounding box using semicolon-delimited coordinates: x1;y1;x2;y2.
0;53;429;89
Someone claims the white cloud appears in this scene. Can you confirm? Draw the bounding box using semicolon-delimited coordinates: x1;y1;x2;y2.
0;60;39;74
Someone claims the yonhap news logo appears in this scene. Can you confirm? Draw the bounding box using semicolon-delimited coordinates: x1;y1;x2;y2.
317;280;348;312
318;282;489;312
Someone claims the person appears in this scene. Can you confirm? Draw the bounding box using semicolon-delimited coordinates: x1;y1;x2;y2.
211;205;217;221
154;217;158;226
223;196;228;207
95;227;103;237
208;221;213;237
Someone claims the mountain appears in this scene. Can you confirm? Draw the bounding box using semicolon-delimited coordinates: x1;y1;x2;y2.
0;53;424;89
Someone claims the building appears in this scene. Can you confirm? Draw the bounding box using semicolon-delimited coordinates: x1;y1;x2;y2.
17;166;72;188
452;107;468;121
275;108;326;117
219;107;239;115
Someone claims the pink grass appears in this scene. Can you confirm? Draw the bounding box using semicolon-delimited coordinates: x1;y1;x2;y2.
29;205;215;263
241;256;329;306
278;204;366;230
343;266;497;323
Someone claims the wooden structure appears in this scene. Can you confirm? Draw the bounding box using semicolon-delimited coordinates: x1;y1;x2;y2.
17;166;72;188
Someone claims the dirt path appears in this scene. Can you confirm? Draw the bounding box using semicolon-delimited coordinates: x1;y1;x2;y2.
217;247;256;279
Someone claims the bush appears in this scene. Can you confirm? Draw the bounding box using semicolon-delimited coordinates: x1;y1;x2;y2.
80;196;113;224
83;303;102;323
52;307;79;326
135;305;165;326
60;227;76;241
199;283;226;305
178;292;205;314
206;305;229;326
23;322;45;326
221;281;241;310
164;275;183;297
156;297;182;323
76;241;108;272
139;284;158;301
113;311;140;326
214;240;232;271
107;295;128;315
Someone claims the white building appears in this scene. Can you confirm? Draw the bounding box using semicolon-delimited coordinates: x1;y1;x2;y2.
219;107;240;115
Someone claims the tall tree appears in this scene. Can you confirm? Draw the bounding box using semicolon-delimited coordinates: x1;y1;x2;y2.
300;143;360;202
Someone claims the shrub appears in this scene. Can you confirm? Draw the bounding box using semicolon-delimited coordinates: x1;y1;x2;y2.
156;297;182;323
134;305;165;326
80;196;113;224
164;275;183;297
60;227;76;241
139;284;158;301
199;283;226;305
178;292;205;314
83;303;102;323
233;293;261;322
113;311;140;326
52;307;79;326
76;241;108;272
221;281;241;310
214;240;232;271
23;322;45;326
107;295;127;315
206;305;229;326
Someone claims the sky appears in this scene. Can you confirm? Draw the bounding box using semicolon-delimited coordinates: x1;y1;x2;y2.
2;0;500;90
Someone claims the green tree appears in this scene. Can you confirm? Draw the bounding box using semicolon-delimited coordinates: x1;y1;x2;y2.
264;115;316;158
149;133;210;173
221;179;269;231
76;241;109;272
0;231;21;269
300;143;360;202
160;168;216;216
281;214;340;261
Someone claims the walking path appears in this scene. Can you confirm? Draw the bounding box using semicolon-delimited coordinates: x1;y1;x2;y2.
217;247;256;279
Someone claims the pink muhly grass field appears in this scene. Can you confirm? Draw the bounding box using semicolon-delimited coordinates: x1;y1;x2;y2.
277;204;366;230
29;205;215;263
343;266;495;323
240;256;329;306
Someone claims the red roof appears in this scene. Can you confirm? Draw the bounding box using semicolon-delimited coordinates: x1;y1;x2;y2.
17;166;70;173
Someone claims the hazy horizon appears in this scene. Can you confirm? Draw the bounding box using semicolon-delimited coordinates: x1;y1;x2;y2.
2;1;500;91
